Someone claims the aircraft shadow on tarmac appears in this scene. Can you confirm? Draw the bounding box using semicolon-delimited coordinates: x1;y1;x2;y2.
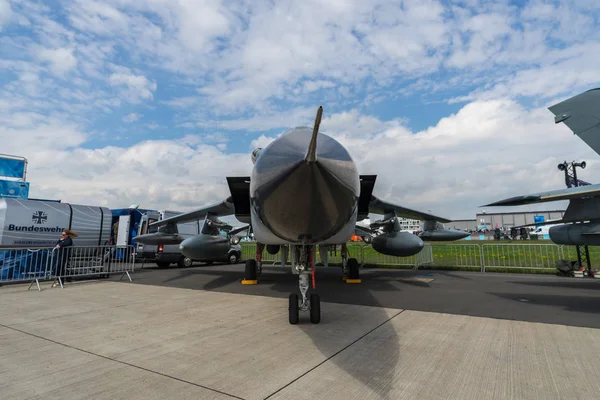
508;280;600;290
141;264;433;304
487;292;600;316
132;263;409;399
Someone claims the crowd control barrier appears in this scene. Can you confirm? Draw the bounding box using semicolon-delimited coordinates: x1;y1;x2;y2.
239;242;582;273
0;245;135;290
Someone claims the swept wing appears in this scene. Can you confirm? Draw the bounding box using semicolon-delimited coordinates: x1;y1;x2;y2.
367;196;452;223
150;174;454;231
150;198;235;228
482;183;600;207
510;218;567;228
549;88;600;155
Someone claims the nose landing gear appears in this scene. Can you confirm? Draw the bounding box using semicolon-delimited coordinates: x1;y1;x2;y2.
288;245;320;324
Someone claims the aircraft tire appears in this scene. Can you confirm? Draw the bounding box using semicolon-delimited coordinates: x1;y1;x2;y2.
310;293;320;324
289;293;299;324
245;259;257;280
347;258;360;279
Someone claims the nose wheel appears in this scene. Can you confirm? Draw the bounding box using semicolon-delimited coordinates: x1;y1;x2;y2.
289;291;320;324
289;270;321;324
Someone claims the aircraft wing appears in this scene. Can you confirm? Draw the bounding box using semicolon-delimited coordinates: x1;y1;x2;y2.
230;225;250;236
150;198;236;228
549;88;600;155
368;195;452;223
510;218;567;228
483;183;600;207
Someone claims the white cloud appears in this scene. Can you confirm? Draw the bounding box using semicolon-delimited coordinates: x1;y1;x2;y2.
109;70;157;103
201;107;318;132
451;42;600;104
145;122;160;130
0;118;253;210
0;0;12;29
37;47;78;77
161;96;199;109
250;134;277;150
0;114;88;154
123;113;141;123
8;0;599;114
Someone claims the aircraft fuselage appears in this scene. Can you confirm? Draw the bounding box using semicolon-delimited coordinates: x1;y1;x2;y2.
249;127;360;245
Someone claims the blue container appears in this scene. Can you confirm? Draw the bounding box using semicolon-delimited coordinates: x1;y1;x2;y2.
0;180;30;199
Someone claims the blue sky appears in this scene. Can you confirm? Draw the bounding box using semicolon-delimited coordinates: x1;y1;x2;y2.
1;0;600;219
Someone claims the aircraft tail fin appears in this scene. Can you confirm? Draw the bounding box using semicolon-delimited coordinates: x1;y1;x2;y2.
549;88;600;155
305;106;323;163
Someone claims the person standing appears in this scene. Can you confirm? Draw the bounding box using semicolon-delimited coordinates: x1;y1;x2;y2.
53;230;77;284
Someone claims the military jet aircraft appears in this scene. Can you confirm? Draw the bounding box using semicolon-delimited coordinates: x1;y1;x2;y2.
136;106;468;324
483;88;600;247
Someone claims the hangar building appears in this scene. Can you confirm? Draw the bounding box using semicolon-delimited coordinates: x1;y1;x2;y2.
447;210;566;232
447;219;478;232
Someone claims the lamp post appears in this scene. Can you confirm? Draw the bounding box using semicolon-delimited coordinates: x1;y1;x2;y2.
558;160;591;275
557;160;586;188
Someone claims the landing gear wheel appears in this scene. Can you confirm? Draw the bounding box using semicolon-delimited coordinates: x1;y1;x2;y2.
310;293;320;324
289;293;299;324
347;258;360;279
245;259;257;281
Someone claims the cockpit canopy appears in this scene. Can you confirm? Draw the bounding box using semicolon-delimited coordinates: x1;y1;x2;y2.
251;147;262;164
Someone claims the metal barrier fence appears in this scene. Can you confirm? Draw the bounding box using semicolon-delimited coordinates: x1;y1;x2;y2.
480;243;563;272
0;245;135;290
239;243;581;273
429;244;483;271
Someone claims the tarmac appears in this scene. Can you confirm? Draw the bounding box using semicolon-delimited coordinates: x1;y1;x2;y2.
1;263;600;400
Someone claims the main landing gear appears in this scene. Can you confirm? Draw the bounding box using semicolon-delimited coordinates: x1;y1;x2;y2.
288;245;320;324
341;243;361;282
243;243;263;284
243;243;360;324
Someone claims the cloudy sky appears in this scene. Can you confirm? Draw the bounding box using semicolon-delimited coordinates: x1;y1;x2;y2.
1;0;600;221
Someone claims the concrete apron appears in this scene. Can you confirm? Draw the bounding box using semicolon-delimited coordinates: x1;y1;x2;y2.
1;281;599;400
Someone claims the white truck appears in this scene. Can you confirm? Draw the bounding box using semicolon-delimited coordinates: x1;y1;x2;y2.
531;224;560;237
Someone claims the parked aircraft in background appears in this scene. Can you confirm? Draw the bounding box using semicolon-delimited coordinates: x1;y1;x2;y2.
484;88;600;247
136;106;468;324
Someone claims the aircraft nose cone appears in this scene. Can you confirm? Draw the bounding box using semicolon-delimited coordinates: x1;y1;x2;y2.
250;128;360;243
255;162;358;242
